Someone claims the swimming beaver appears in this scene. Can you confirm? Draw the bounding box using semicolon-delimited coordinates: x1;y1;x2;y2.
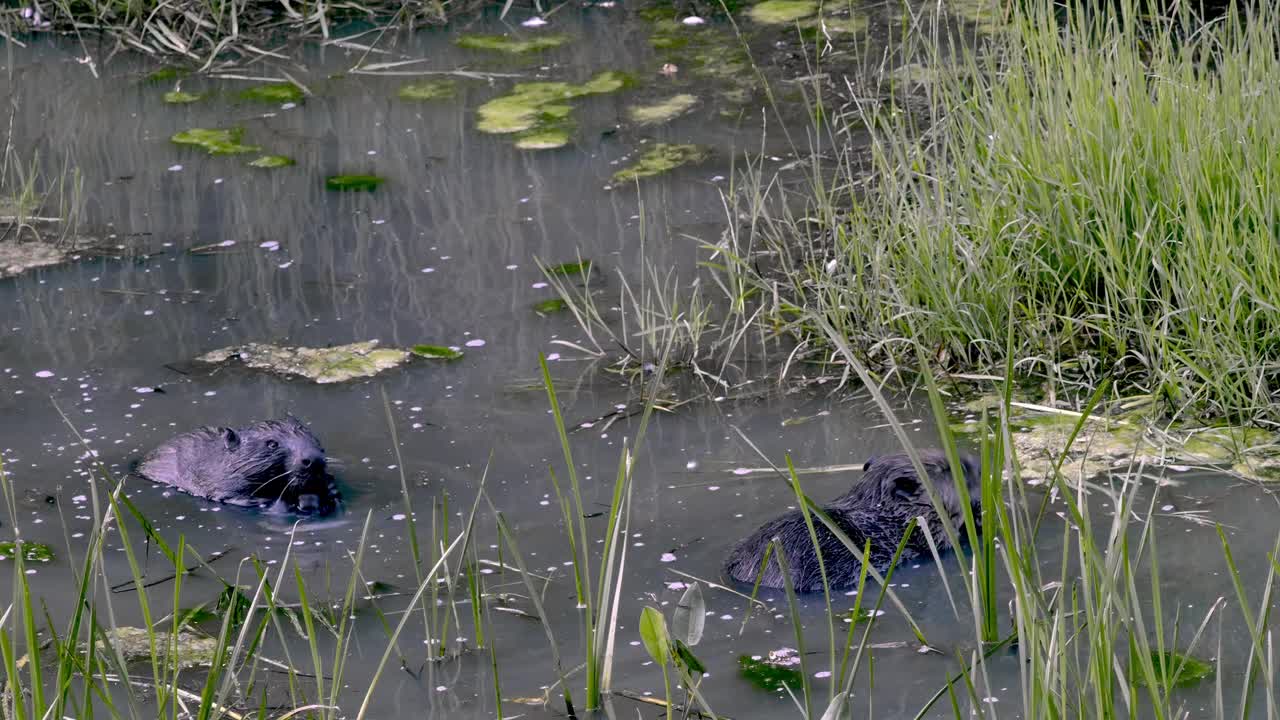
723;450;981;592
136;416;340;515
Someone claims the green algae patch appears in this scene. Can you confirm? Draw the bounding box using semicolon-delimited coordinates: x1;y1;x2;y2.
747;0;817;24
738;651;802;692
248;155;294;168
477;72;630;147
146;67;188;83
95;627;218;670
818;13;869;33
398;80;457;101
533;298;569;313
611;143;709;182
411;344;465;360
197;341;411;384
546;259;591;276
325;174;384;192
628;94;698;125
1130;648;1214;689
947;0;1012;34
0;541;53;563
456;33;569;53
171;128;260;155
239;82;305;103
163;90;204;104
515;128;572;150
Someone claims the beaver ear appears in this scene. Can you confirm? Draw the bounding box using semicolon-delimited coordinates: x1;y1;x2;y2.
220;428;240;451
892;474;920;500
862;456;877;472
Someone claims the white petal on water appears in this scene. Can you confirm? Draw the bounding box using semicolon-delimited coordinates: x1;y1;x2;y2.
34;370;54;378
464;339;486;348
660;552;677;563
521;16;548;26
681;16;705;24
732;468;752;475
168;164;183;172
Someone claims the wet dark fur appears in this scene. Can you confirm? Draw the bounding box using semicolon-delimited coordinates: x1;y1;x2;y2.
136;416;340;514
723;450;981;592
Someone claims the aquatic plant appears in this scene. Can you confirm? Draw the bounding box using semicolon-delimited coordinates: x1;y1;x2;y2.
170;128;260;155
325;174;385;191
247;154;293;168
476;71;630;148
238;83;305;103
455;33;569;53
397;80;457;100
611;143;709;182
746;0;818;24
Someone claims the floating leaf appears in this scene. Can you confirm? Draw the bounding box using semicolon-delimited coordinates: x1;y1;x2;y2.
239;83;305;103
738;653;802;692
398;80;457;100
456;34;570;53
639;606;671;665
546;260;591;276
672;582;705;646
411;345;464;360
0;541;53;563
325;174;384;192
1130;648;1214;688
163;91;204;104
249;155;294;168
533;298;569;313
611;144;709;182
171;128;260;155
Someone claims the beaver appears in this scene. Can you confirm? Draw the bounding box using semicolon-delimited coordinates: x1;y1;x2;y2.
723;449;981;592
136;416;340;515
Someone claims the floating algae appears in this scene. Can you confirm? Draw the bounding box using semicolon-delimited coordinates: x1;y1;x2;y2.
611;143;709;182
170;128;260;155
628;94;698;125
456;34;569;53
239;83;305;103
248;155;294;168
325;174;385;191
398;80;457;100
477;71;630;149
95;628;218;670
163;90;204;104
197;340;412;384
746;0;818;24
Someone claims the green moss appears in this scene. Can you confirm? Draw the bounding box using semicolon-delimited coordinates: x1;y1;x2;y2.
163;90;204;104
398;80;457;100
239;83;305;103
411;345;465;360
248;155;294;168
325;174;384;191
456;34;569;53
628;94;699;125
546;260;591;276
477;72;631;147
170;128;260;155
0;542;53;563
198;341;411;383
738;653;802;693
611;143;710;182
746;0;818;24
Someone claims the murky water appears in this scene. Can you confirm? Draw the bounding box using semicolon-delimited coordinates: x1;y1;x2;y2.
2;4;1278;718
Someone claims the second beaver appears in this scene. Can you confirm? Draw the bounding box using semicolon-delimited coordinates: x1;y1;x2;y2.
723;449;981;592
136;416;341;515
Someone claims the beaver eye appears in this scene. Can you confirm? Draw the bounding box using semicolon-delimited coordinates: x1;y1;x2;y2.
266;439;279;450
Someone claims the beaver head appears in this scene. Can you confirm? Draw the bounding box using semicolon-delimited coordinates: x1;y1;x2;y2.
838;449;982;532
137;415;340;515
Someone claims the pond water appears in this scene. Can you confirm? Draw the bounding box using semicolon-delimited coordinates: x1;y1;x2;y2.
1;3;1278;718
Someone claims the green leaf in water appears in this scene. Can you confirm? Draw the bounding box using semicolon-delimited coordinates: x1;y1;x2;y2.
239;83;305;103
1130;648;1215;688
533;298;569;313
170;128;260;155
249;155;295;168
325;174;385;192
611;144;710;183
163;90;204;104
639;606;671;665
546;260;591;276
411;345;464;360
398;80;457;101
738;653;802;693
455;34;570;53
0;541;53;563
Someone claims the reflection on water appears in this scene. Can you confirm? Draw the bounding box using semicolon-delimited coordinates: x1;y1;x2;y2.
1;4;1276;718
